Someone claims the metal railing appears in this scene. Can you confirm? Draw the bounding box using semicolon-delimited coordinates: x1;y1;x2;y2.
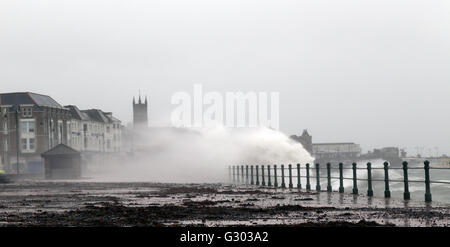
228;161;450;202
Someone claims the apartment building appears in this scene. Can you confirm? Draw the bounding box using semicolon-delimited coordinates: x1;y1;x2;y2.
0;92;71;172
65;106;122;153
0;92;122;173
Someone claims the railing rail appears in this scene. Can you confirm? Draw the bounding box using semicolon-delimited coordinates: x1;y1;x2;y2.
229;160;449;202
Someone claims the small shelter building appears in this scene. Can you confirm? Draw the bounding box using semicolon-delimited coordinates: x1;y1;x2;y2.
41;144;81;179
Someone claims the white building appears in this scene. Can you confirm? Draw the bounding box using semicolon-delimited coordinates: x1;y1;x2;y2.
313;142;362;160
65;106;122;154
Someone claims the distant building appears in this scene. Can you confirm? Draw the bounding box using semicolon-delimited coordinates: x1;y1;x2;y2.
371;147;400;160
290;130;361;161
125;95;149;153
0;92;71;172
362;147;402;165
0;92;123;174
290;130;313;154
312;143;362;160
120;122;134;154
133;95;148;130
65;106;122;153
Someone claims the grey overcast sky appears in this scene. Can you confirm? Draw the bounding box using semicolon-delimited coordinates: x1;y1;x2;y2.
1;0;449;155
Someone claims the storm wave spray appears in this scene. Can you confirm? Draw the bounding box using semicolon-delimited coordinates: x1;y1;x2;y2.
88;125;314;183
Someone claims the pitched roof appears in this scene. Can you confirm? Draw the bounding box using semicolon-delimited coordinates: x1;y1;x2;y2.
65;105;90;121
110;116;121;123
1;92;122;124
65;106;120;124
41;144;80;157
82;109;110;123
104;112;121;123
0;92;63;109
28;92;63;108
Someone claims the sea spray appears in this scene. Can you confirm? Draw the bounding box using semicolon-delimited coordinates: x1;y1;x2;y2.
87;126;314;183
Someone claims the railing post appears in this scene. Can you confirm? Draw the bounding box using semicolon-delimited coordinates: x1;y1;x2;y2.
338;163;344;193
288;164;293;189
367;162;373;197
306;163;311;190
267;165;272;187
326;163;332;192
241;165;244;184
424;160;432;202
246;165;249;185
297;163;301;189
352;163;358;195
256;165;260;186
261;165;265;186
281;164;286;189
250;165;254;185
384;162;391;198
236;165;240;183
274;165;278;188
315;163;321;191
232;166;236;183
402;161;410;200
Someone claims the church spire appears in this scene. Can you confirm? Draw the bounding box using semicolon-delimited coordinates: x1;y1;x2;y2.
138;90;142;104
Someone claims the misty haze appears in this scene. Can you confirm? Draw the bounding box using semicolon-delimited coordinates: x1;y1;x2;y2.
1;0;450;229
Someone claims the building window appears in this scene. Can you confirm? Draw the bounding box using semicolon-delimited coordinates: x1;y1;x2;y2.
21;122;27;133
22;107;33;117
3;139;7;152
30;121;35;133
20;119;36;152
29;138;35;150
21;120;35;133
21;138;27;150
20;120;35;133
21;138;36;152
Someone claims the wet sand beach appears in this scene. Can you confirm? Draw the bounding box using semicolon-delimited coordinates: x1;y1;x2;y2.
1;181;449;227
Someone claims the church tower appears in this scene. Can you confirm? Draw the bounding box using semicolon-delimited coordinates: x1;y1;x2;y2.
133;94;148;130
290;129;313;155
299;129;313;154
